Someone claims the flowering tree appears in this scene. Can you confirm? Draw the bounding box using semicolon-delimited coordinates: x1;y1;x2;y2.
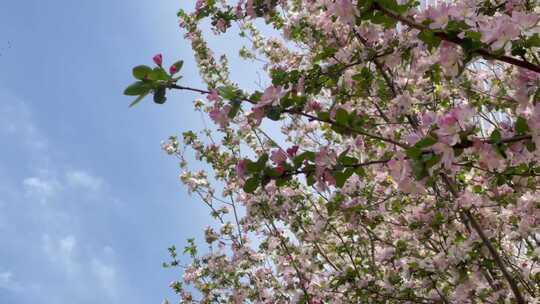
124;0;540;303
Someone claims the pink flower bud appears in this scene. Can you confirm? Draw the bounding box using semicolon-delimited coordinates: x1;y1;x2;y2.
236;159;247;179
275;165;285;175
286;145;299;157
153;54;163;66
169;64;177;74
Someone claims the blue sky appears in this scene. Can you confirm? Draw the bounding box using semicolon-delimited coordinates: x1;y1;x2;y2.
0;1;266;303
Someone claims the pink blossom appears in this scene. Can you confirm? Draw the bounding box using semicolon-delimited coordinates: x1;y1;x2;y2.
153;54;163;66
329;0;357;25
354;136;364;149
432;142;455;169
216;19;227;33
209;105;231;128
270;149;288;165
438;41;460;76
249;107;266;127
207;90;220;103
424;3;451;29
236;159;247;179
315;148;336;175
316;170;336;191
296;76;305;95
235;2;244;19
480;15;520;50
258;86;283;108
421;111;437;127
195;0;204;11
512;11;539;32
393;92;414;117
306;100;322;112
246;0;255;18
474;141;503;171
164;2;540;302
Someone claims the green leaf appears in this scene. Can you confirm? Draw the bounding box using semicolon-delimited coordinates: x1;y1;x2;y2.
245;160;261;173
293;151;315;167
270;69;288;86
218;85;238;100
257;154;269;166
431;212;445;229
355;167;366;177
490;129;502;144
313;47;337;62
414;136;438;149
424;153;442;168
353;67;373;84
153;87;167;104
526;141;536;152
406;146;422;160
334;168;355;187
376;0;408;13
124;81;152;96
335;108;349;125
228;100;242;119
249;91;263;102
243;177;259;193
280;94;294;108
129;93;149;107
275;177;288;187
326;200;339;216
246;156;268;173
428;64;442;84
133;65;153;80
515;117;529;135
370;11;397;28
317;111;330;121
410;159;427;180
418;30;442;51
149;67;169;81
339;156;358;166
265;167;282;178
266;106;282;121
462;31;483;53
306;173;316;186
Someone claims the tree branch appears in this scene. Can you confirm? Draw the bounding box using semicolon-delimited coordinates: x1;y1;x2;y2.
440;174;525;304
375;4;540;74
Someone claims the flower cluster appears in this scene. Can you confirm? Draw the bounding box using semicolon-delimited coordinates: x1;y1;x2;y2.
126;0;540;303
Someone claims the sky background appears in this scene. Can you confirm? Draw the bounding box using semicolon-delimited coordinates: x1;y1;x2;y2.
0;1;267;303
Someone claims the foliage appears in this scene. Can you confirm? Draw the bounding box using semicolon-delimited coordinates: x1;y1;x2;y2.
126;1;540;303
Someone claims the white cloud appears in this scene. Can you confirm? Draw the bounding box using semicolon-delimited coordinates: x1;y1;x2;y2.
42;234;118;295
0;271;22;291
22;169;106;204
0;271;13;286
0;95;48;151
65;170;103;191
59;235;77;256
0;88;125;302
23;176;61;203
91;258;118;299
92;259;116;284
42;234;78;274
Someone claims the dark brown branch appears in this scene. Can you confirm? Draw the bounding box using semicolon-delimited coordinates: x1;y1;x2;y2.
441;174;526;304
375;4;540;74
169;84;408;148
453;134;532;150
